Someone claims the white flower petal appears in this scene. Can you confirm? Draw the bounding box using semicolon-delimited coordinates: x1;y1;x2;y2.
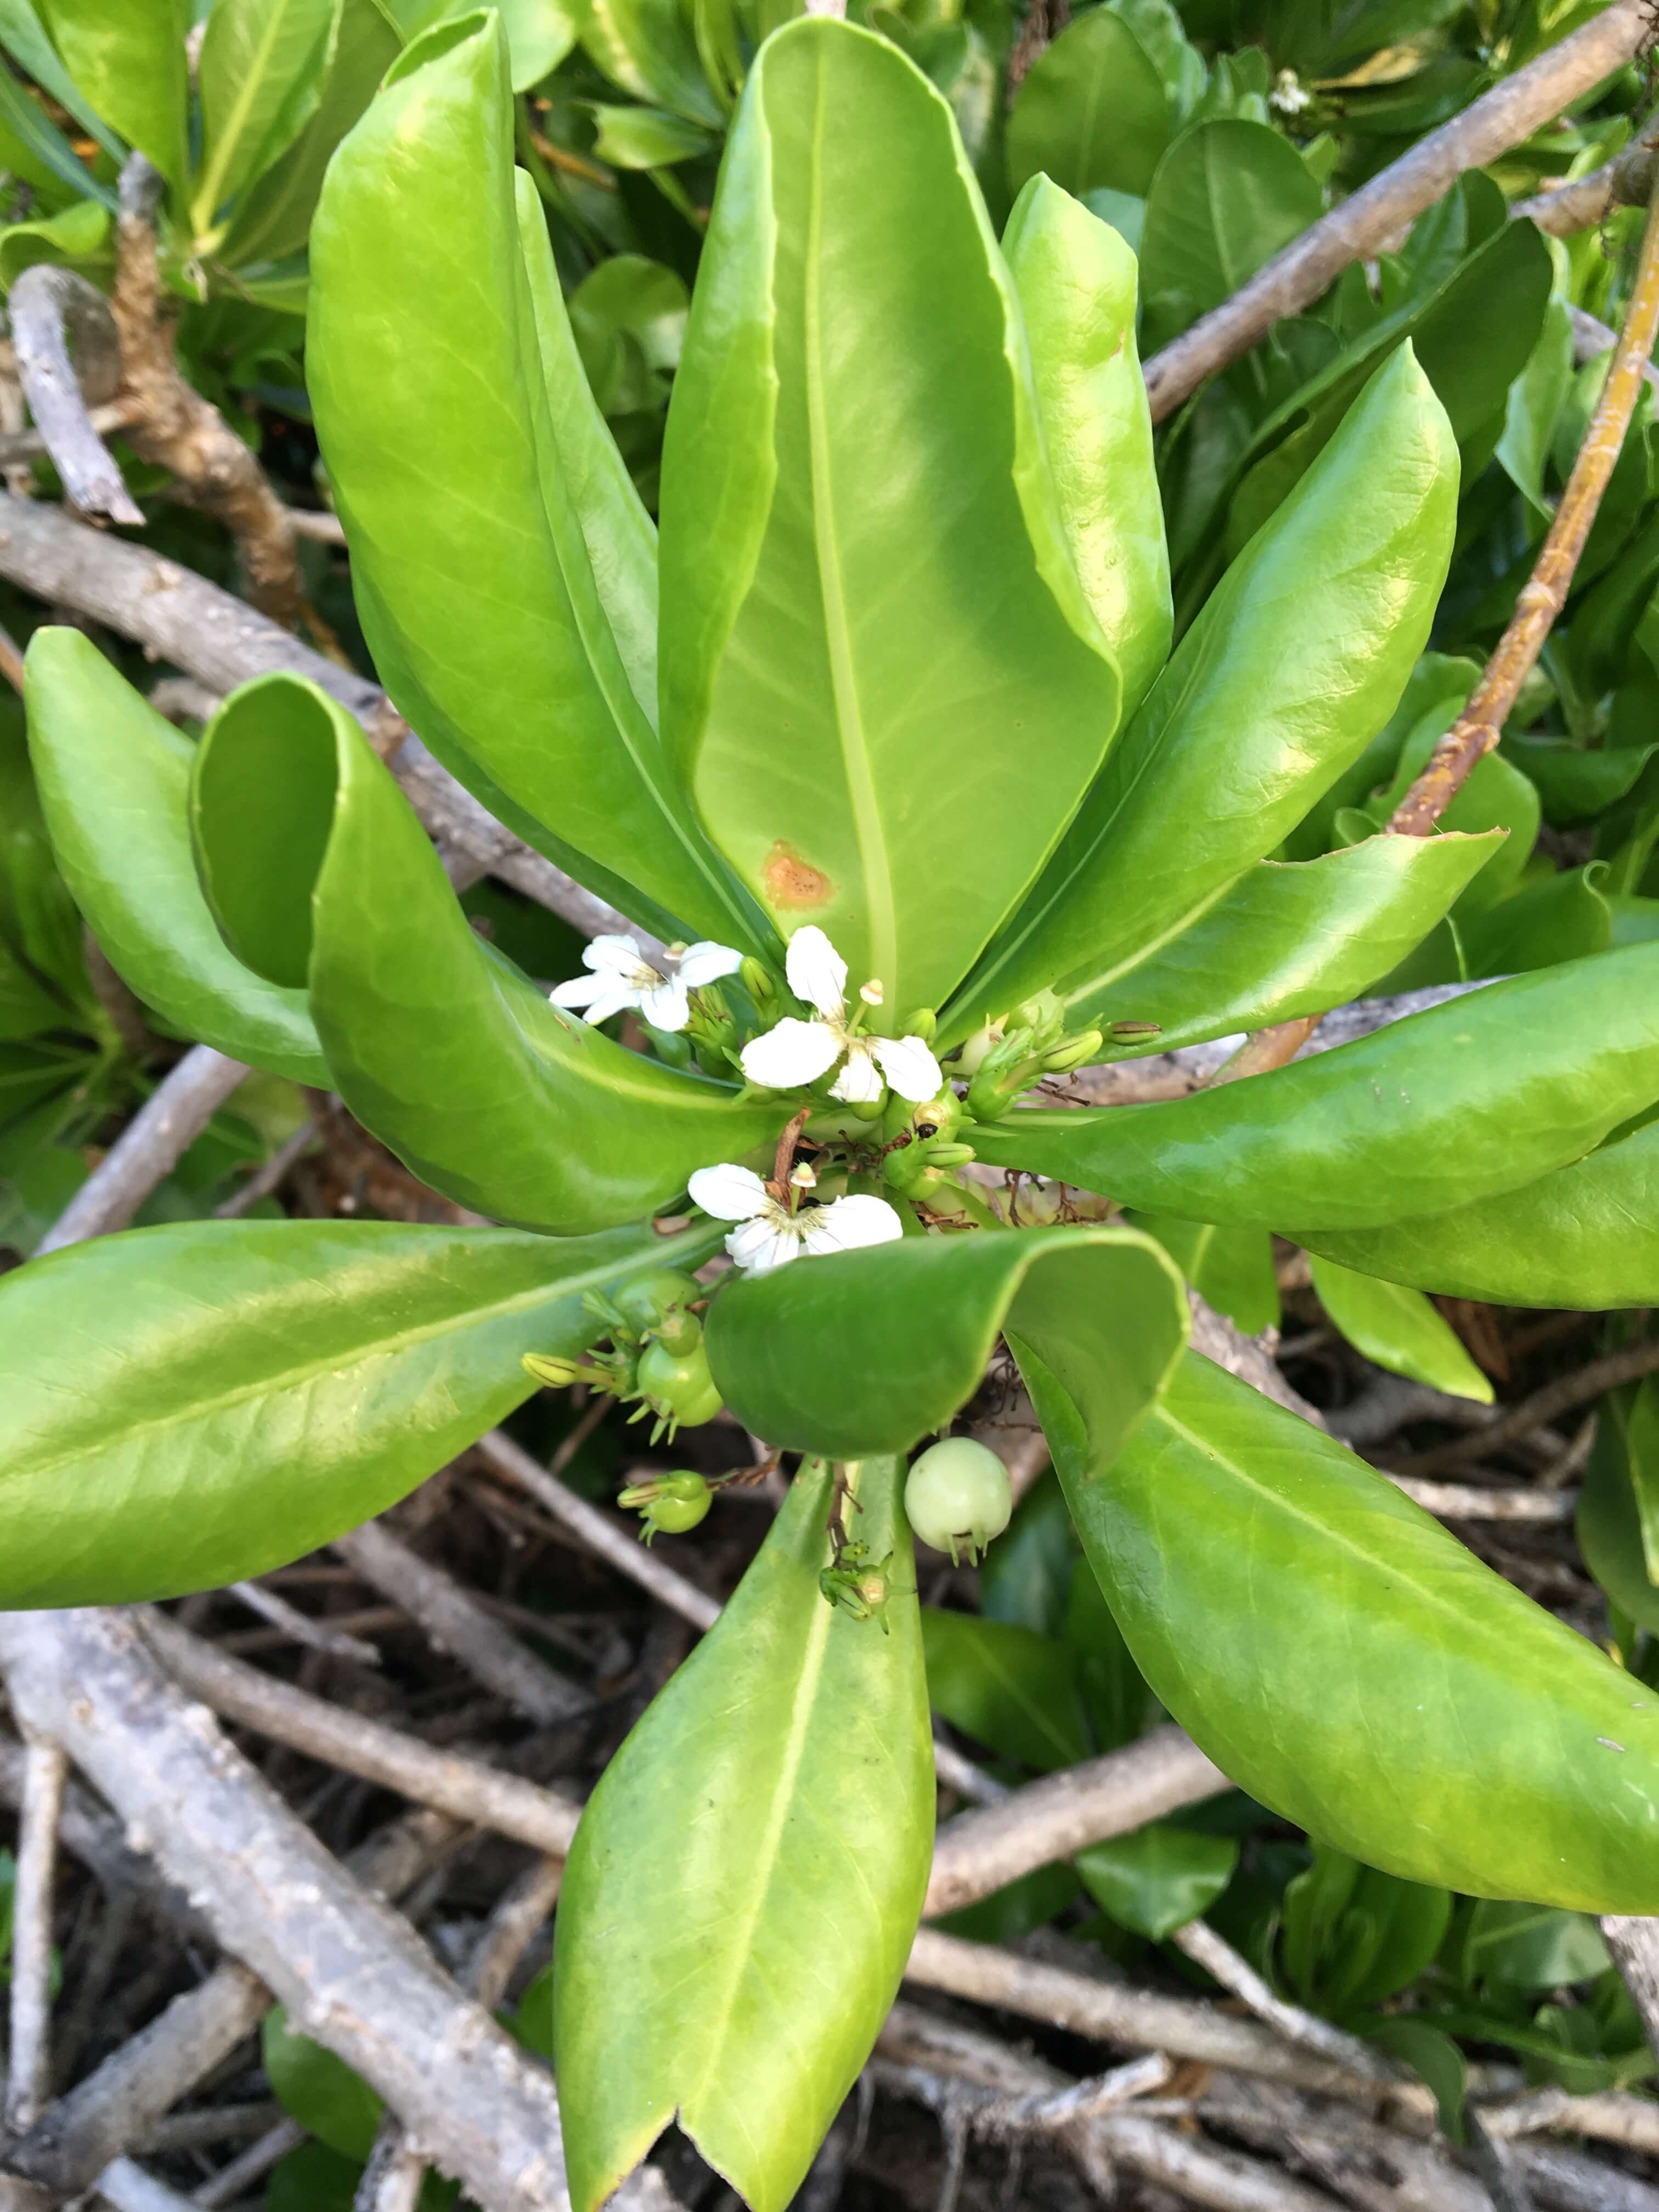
572;982;640;1026
584;933;650;978
727;1214;802;1274
802;1193;905;1257
873;1033;944;1103
830;1042;884;1105
785;926;848;1020
549;973;607;1009
675;940;744;989
639;980;691;1032
740;1017;843;1091
689;1163;769;1221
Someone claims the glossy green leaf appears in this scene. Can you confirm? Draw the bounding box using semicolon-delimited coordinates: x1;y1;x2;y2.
0;197;109;288
1505;732;1658;827
1283;650;1478;864
1002;175;1171;719
945;348;1456;1042
223;0;402;266
0;935;63;1041
1006;8;1171;199
23;629;328;1085
0;1216;714;1606
38;0;190;194
190;676;781;1234
1133;1215;1279;1336
1368;710;1539;916
1138;118;1321;350
590;101;715;166
1280;1844;1453;2012
1297;1118;1659;1310
1497;295;1573;516
0;0;122;158
377;0;582;86
662;18;1121;1012
1459;862;1611;980
1075;1822;1237;1940
978;1468;1074;1637
0;62;114;209
309;13;754;946
1065;1353;1659;1910
193;0;338;234
1579;1393;1659;1638
580;0;723;122
1463;1901;1610;1992
556;1456;932;2212
920;1606;1090;1769
974;947;1659;1231
705;1222;1187;1460
1058;830;1500;1048
1308;1256;1492;1402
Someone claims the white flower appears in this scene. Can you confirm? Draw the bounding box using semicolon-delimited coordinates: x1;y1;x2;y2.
549;933;742;1032
689;1162;905;1276
1269;67;1311;114
739;927;943;1104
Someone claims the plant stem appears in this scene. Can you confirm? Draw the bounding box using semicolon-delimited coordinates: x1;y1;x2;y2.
1391;177;1659;837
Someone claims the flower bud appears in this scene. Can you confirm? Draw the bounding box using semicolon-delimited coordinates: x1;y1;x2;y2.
902;1007;937;1041
520;1352;590;1389
926;1141;977;1169
956;1020;1004;1077
741;956;777;1003
1041;1029;1104;1074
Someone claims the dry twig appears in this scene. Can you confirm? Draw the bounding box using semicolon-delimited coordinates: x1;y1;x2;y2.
5;1740;67;2133
6;267;140;526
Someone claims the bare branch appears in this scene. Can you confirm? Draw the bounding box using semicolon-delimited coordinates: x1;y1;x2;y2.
7;267;141;525
333;1516;591;1723
1141;0;1654;422
140;1609;582;1858
1167;1918;1402;2083
225;1578;384;1667
924;1727;1227;1918
1601;1917;1659;2068
1512;112;1659;236
1571;302;1659;396
5;1739;67;2132
0;1608;584;2212
33;1046;250;1255
1396;1337;1659;1476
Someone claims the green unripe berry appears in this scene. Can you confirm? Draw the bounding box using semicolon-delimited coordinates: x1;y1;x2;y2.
617;1471;713;1543
634;1338;724;1434
613;1268;702;1345
904;1437;1013;1566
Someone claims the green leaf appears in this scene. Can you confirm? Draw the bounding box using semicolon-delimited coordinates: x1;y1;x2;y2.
0;1215;715;1606
978;1467;1074;1637
1579;1387;1659;1638
1280;1847;1453;2012
24;629;328;1085
973;947;1659;1231
0;933;63;1042
704;1222;1188;1460
190;676;782;1235
264;2008;384;2160
1283;650;1478;864
580;0;723;122
661;17;1122;1013
589;101;716;166
944;348;1457;1042
1134;1216;1279;1337
1463;1902;1610;1993
377;0;583;87
1006;7;1172;199
1075;1821;1237;1940
0;197;109;289
37;0;190;194
1505;733;1658;828
1367;712;1539;916
222;0;402;266
920;1606;1090;1768
1367;2018;1465;2138
265;2145;375;2212
1297;1118;1659;1310
1055;830;1500;1048
0;63;114;209
1497;295;1573;517
556;1456;932;2212
1064;1352;1659;1910
1308;1256;1492;1402
193;0;338;234
309;13;755;946
0;0;122;158
1459;863;1612;980
1002;174;1171;719
1138;118;1322;350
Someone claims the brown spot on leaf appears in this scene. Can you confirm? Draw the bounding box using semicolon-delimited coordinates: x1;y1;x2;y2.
763;840;836;909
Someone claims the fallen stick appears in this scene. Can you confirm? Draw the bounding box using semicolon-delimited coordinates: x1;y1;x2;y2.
1140;0;1654;421
140;1610;582;1860
0;1609;583;2212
